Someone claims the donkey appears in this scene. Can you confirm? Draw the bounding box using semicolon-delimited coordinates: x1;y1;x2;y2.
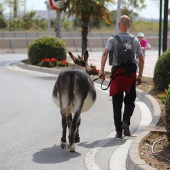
52;50;96;152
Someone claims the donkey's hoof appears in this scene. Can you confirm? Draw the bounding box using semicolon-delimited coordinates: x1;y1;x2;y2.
60;141;67;149
69;143;75;152
75;137;80;143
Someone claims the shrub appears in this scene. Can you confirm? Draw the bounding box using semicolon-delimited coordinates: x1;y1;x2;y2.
165;85;170;147
28;36;66;65
157;91;167;105
153;49;170;91
0;15;7;29
158;84;170;147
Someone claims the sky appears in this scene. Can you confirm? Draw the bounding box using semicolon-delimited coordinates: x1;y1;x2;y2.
7;0;161;19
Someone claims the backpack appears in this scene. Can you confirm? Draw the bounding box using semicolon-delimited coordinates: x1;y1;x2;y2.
109;35;135;66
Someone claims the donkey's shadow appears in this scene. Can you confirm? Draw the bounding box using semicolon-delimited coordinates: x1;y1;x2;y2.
33;145;80;164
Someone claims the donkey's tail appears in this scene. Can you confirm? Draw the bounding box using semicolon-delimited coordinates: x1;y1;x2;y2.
65;102;72;116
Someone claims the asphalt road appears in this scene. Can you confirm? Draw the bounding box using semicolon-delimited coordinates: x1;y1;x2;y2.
0;53;142;170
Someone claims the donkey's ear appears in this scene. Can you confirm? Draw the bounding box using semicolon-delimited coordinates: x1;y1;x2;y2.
77;55;82;60
83;50;89;62
68;52;77;62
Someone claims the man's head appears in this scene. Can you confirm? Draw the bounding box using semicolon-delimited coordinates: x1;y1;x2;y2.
118;15;131;32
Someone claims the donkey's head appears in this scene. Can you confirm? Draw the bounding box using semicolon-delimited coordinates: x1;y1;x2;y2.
68;50;92;73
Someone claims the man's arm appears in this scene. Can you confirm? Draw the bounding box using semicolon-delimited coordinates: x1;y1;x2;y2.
137;53;144;85
99;49;109;80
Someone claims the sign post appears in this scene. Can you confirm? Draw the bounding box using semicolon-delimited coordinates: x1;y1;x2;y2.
49;0;62;38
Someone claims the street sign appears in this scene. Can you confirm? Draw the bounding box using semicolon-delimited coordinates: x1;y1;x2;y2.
49;0;62;10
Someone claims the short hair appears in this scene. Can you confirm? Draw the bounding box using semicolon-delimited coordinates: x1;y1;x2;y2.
119;15;130;26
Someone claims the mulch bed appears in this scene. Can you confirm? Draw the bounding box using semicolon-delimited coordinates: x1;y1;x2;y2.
137;77;170;169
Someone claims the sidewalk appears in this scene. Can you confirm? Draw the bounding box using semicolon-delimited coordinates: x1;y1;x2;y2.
70;50;159;77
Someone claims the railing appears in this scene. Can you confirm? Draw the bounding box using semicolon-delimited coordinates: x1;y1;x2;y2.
0;31;159;38
0;32;166;53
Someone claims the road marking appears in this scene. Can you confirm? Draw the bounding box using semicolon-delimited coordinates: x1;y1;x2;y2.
85;85;152;170
7;65;57;77
85;131;116;170
109;100;152;170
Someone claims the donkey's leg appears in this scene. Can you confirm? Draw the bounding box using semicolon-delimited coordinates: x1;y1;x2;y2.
60;114;67;149
70;111;81;152
67;114;72;147
59;94;70;149
75;117;81;143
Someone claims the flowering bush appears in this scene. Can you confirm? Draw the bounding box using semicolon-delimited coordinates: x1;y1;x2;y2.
57;60;72;67
38;59;99;76
38;58;57;68
157;91;167;105
89;64;99;75
50;58;58;67
38;58;72;68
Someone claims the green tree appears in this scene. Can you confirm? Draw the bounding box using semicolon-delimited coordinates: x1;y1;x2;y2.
9;11;47;31
3;0;24;18
59;0;115;55
0;2;4;15
121;0;146;21
22;11;36;29
62;18;71;31
0;15;7;28
0;2;7;28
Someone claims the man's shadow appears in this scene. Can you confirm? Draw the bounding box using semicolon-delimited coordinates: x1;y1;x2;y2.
33;145;80;164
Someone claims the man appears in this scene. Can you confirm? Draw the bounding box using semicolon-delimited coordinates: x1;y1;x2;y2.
99;15;144;138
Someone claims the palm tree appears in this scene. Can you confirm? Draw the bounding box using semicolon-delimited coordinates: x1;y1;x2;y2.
59;0;115;55
5;0;24;18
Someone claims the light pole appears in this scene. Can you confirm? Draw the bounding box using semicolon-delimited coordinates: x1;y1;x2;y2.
9;0;12;31
116;0;121;34
158;0;162;56
162;0;169;52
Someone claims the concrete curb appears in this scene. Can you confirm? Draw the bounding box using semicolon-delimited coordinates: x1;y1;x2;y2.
16;60;61;75
126;89;161;170
16;61;161;170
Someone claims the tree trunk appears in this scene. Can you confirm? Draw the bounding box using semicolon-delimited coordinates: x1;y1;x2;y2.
81;17;89;56
13;0;17;18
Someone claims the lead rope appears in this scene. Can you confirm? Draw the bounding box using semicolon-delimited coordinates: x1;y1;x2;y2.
93;77;112;90
93;70;130;91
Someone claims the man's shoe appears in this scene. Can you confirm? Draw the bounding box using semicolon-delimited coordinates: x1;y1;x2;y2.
115;132;122;138
122;121;131;136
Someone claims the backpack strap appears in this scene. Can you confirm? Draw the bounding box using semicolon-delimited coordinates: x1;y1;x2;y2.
111;35;122;60
115;34;135;44
114;35;122;43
